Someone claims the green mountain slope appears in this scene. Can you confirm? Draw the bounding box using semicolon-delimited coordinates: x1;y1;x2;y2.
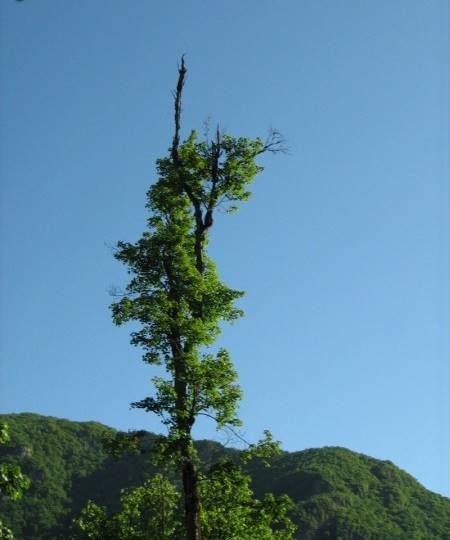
0;413;449;540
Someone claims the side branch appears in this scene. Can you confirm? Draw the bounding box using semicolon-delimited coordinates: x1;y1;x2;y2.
204;126;221;229
198;412;251;447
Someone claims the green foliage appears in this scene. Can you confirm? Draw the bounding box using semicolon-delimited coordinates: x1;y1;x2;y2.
110;128;268;446
0;413;114;540
247;446;450;539
0;463;30;502
200;460;295;539
71;475;182;540
0;423;30;501
0;521;14;540
241;430;283;466
72;466;296;540
70;501;114;540
0;423;30;540
118;475;181;540
101;430;144;459
0;424;10;445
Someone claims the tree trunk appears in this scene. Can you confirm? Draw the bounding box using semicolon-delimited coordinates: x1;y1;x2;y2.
171;341;202;540
170;57;202;540
183;458;202;540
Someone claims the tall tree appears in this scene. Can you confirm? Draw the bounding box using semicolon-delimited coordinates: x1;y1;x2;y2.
111;57;284;540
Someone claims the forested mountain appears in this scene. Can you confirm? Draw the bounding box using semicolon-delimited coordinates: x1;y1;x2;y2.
1;413;449;539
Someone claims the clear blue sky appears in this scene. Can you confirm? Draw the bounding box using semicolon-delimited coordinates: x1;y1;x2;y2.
1;1;448;496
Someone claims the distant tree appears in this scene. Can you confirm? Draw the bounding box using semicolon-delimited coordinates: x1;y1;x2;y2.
110;57;285;540
200;459;295;540
0;423;30;540
70;501;115;540
116;474;182;540
71;474;181;540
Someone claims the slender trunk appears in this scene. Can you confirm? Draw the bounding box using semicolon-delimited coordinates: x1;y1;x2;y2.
170;58;224;540
182;457;202;540
171;338;201;540
170;57;203;540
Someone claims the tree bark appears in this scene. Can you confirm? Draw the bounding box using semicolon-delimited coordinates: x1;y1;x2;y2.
172;339;201;540
170;330;201;540
182;458;202;540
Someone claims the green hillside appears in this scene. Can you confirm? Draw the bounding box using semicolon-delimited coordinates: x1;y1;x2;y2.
0;413;449;539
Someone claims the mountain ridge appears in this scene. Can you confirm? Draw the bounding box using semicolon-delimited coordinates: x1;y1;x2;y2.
1;412;449;539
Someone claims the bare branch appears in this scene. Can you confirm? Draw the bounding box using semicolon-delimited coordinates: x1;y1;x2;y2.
259;127;289;155
202;114;212;142
198;412;251;447
171;55;187;165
